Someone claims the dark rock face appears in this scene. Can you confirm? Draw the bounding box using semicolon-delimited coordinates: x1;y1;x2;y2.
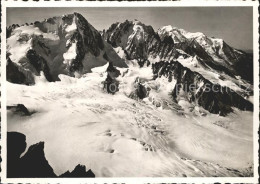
60;164;95;178
7;132;27;178
104;20;180;63
74;12;104;55
7;132;56;178
152;61;253;116
26;49;53;82
19;142;56;178
6;57;35;85
7;132;96;178
231;51;253;83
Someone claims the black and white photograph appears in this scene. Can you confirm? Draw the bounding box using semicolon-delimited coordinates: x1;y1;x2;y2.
0;1;259;183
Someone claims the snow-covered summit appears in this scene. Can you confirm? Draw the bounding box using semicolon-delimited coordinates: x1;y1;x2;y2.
158;25;189;43
6;12;127;85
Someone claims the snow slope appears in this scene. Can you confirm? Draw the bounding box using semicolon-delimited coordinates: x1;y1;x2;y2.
177;56;252;95
7;64;253;177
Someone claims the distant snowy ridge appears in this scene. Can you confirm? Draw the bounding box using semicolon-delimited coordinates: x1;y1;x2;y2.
157;25;253;82
104;20;253;83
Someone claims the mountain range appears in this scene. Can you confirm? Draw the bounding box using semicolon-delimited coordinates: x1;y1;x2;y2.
6;12;253;116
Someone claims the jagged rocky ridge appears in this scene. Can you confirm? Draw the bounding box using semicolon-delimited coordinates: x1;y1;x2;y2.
104;20;177;66
6;12;127;85
103;19;253;115
7;131;95;178
103;20;253;83
59;164;95;178
152;61;253;116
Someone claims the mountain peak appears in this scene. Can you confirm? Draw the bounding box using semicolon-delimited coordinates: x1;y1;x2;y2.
6;12;127;84
159;25;178;32
158;25;206;39
133;19;143;25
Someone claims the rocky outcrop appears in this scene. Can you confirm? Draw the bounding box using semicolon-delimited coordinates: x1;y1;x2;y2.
107;61;121;78
152;61;253;116
26;49;53;82
6;48;53;85
103;62;120;94
19;142;57;178
7;104;32;116
129;78;149;100
7;132;95;178
7;132;56;178
59;164;95;178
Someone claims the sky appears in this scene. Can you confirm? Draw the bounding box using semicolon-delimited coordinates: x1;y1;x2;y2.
7;7;253;50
